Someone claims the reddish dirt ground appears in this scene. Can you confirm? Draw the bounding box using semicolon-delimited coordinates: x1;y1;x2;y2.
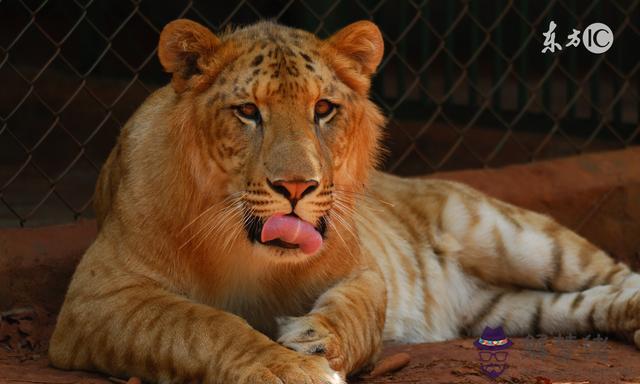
3;330;640;384
358;339;640;384
2;148;640;383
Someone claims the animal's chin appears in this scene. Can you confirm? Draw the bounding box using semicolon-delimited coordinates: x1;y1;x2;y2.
244;213;328;253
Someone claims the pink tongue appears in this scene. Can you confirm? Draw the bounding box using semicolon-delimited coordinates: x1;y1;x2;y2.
261;215;323;255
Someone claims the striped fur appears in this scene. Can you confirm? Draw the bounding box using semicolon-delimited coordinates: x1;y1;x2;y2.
359;173;640;345
49;19;640;384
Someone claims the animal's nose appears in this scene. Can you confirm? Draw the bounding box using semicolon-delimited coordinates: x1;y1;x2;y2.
268;179;319;202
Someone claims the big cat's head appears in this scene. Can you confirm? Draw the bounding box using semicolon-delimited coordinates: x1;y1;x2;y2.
156;19;385;260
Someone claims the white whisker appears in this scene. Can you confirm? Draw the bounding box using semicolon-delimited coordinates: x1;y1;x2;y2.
327;219;354;260
179;192;244;234
180;195;244;250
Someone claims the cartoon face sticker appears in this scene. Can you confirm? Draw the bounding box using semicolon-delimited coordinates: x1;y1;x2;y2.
474;326;513;379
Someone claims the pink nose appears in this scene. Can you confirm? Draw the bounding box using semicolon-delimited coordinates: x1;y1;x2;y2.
269;179;319;201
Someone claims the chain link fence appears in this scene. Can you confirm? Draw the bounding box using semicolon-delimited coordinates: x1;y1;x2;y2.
0;0;638;227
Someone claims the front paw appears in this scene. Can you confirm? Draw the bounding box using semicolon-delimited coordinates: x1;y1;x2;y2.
277;315;345;374
240;353;344;384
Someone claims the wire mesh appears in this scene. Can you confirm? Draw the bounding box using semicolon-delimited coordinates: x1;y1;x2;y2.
0;0;638;227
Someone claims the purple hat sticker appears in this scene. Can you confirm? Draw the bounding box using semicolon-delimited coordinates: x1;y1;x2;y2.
474;326;513;350
474;326;513;379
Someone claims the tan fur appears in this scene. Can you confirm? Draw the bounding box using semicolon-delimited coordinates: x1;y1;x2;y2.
50;19;640;384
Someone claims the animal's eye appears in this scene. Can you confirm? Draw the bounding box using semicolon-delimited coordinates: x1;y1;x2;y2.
235;103;261;122
314;99;336;121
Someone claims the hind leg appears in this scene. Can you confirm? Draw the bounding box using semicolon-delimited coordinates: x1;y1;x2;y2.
441;185;640;347
460;284;640;347
433;181;640;291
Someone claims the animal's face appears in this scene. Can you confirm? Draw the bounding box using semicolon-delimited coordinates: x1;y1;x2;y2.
158;20;384;259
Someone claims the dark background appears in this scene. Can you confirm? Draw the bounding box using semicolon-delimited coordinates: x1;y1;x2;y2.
0;0;638;226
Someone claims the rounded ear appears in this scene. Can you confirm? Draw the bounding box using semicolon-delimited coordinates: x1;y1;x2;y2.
327;20;384;76
158;19;221;92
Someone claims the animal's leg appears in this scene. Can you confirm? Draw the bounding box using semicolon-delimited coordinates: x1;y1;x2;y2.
49;242;343;384
460;284;640;348
435;182;640;291
277;269;387;377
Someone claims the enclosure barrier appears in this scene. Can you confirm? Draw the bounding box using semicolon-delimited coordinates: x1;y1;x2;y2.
0;0;638;226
